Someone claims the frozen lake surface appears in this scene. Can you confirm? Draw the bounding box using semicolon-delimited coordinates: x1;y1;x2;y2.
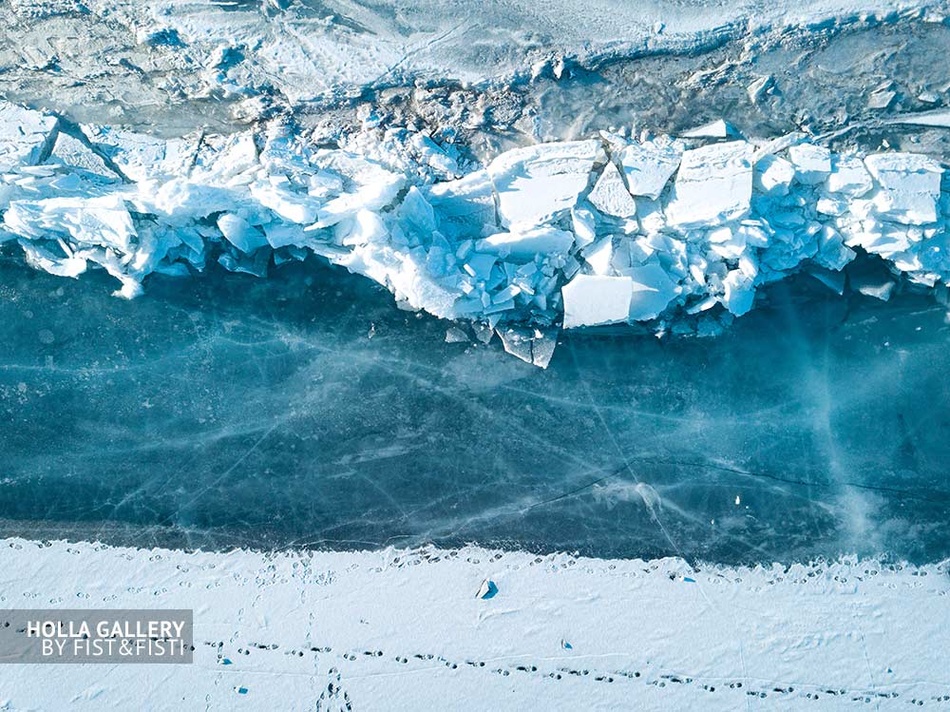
2;255;949;564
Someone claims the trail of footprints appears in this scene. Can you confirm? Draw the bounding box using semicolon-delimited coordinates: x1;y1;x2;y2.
200;550;950;706
202;638;950;706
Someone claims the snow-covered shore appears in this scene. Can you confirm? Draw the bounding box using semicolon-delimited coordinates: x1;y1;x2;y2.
0;537;948;709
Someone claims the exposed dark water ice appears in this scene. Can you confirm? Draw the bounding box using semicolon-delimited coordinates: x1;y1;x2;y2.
1;255;949;564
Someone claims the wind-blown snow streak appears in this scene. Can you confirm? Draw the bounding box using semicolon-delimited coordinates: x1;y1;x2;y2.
0;100;948;365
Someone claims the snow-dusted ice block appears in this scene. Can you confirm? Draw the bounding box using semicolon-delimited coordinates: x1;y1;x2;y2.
666;141;753;227
47;133;119;182
4;195;135;252
625;264;677;321
562;274;633;328
864;153;943;225
424;170;497;241
487;140;603;229
587;162;637;217
754;154;796;196
0;102;58;173
788;143;831;185
826;155;874;196
475;227;574;260
617;139;682;199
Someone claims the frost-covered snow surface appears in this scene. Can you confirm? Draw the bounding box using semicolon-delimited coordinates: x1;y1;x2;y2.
2;538;950;710
4;0;950;708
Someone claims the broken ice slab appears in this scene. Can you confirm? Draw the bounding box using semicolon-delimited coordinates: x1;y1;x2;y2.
0;102;58;173
249;178;319;225
888;109;950;128
753;154;796;196
667;142;754;227
4;195;135;252
424;170;497;241
496;326;558;368
864;153;943;225
680;119;739;139
487;140;604;229
826;155;874;196
616;139;683;200
475;227;574;261
787;143;831;185
625;264;677;321
561;274;633;328
217;213;269;253
82;126;197;183
587;162;637;218
46;132;121;183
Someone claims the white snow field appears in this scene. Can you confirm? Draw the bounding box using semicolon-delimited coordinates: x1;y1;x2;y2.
0;538;948;710
1;99;948;365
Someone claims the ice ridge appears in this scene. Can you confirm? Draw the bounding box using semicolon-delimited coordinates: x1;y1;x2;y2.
1;100;948;366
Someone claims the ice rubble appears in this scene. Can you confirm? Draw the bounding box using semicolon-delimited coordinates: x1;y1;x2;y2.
1;100;949;366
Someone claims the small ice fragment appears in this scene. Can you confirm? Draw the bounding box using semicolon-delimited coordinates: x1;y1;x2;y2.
788;144;832;185
582;237;613;275
868;89;896;110
735;495;741;506
445;327;468;343
747;75;774;104
477;579;498;599
681;119;739;139
587;162;637;218
918;92;940;104
472;322;493;344
571;206;597;248
497;327;558;368
562;275;633;328
857;281;895;301
462;253;496;280
666;141;753;227
617;140;683;199
217;213;268;253
721;270;755;316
